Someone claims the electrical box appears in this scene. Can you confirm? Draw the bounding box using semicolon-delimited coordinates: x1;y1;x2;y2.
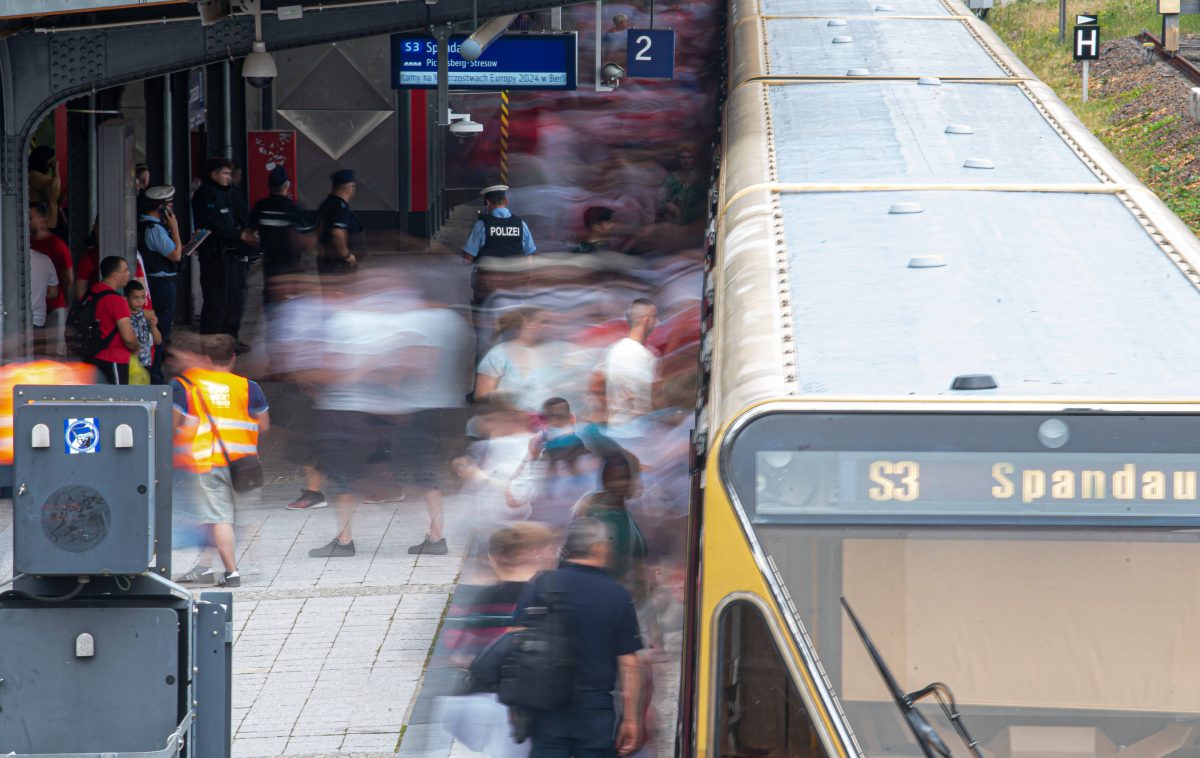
13;400;157;575
0;607;180;754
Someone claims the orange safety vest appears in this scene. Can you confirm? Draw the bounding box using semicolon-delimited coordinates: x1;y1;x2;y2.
0;360;95;465
172;368;259;474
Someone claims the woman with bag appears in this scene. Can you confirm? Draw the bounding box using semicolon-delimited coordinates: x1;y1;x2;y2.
171;333;269;587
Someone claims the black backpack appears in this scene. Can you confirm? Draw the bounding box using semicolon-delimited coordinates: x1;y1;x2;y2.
66;288;119;359
497;571;576;711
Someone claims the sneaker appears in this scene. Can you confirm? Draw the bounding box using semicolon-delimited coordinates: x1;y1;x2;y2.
308;539;356;558
408;536;448;555
176;567;217;585
363;491;406;504
286;490;328;510
218;572;241;588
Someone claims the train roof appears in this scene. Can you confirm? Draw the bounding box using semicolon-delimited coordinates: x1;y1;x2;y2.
709;0;1200;434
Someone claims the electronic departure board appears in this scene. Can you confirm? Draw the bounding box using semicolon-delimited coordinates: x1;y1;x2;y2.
725;410;1200;526
390;33;578;91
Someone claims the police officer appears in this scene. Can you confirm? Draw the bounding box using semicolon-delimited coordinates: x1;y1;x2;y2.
192;157;256;351
251;166;307;293
139;185;183;382
318;169;366;275
461;184;536;265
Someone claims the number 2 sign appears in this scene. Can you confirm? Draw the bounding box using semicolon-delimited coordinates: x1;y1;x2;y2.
626;29;675;79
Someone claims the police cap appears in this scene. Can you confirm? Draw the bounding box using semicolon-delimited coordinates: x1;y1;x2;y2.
145;185;175;202
481;184;509;197
330;169;357;186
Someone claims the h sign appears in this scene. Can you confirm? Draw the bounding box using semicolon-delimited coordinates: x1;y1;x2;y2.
626;29;675;78
1074;25;1100;61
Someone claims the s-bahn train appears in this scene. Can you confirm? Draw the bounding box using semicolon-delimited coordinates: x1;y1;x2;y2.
688;0;1200;755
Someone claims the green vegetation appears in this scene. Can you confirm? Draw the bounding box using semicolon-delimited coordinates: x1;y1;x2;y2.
990;0;1200;228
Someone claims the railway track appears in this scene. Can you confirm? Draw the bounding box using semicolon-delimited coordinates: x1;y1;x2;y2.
1139;30;1200;86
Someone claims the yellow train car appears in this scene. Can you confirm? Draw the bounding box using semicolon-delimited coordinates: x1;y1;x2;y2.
687;0;1200;756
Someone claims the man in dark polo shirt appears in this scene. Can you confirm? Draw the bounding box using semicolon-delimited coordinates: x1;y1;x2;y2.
318;169;366;275
513;518;644;757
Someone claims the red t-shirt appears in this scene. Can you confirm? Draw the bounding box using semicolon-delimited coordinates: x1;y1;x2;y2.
75;246;98;287
90;282;131;364
31;234;71;311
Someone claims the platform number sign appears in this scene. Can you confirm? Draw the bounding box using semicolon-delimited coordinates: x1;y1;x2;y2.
1074;18;1100;61
626;29;675;78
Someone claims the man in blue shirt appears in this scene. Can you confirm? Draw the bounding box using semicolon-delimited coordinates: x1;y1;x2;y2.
461;184;537;264
513;517;644;757
138;186;182;383
463;185;536;307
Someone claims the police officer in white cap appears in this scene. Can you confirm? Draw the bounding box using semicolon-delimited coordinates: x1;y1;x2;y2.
461;184;536;266
139;185;182;382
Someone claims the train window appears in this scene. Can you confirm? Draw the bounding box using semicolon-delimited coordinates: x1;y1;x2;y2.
716;599;827;758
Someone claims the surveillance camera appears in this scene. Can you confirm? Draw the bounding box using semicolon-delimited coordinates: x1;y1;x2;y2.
446;110;482;134
450;120;483;135
600;62;626;87
243;41;277;89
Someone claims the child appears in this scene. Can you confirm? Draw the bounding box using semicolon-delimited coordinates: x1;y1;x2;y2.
125;280;160;384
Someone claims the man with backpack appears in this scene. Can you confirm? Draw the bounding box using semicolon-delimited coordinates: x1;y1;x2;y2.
508;517;644;757
71;256;138;384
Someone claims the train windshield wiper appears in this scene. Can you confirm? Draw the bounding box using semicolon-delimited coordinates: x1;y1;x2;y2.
840;597;984;758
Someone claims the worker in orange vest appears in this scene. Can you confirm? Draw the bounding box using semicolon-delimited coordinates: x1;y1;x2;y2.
0;359;95;468
171;333;269;587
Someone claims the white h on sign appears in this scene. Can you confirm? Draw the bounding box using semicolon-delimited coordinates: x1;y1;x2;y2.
1074;25;1100;61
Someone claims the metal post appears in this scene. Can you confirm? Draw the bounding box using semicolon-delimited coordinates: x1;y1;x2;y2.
1164;13;1181;52
434;24;451;126
1059;0;1066;43
87;93;97;225
1082;60;1089;102
551;6;562;30
163;78;173;185
499;90;510;184
222;60;233;159
595;0;611;92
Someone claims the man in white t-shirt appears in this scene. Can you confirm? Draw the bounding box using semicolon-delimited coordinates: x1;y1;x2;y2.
30;248;60;329
599;298;658;428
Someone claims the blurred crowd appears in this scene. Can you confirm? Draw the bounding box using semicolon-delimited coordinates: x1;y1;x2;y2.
10;0;719;754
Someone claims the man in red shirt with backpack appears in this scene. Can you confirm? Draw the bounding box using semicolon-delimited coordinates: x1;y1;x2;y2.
74;256;139;384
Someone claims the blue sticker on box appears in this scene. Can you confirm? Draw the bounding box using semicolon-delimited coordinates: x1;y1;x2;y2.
64;418;100;455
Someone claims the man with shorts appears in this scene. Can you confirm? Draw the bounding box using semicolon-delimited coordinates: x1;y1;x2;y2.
173;333;270;586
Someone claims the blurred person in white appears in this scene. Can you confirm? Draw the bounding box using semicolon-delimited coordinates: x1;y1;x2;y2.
599;298;658;430
453;396;535;527
29;246;59;334
475;307;557;413
306;281;472;557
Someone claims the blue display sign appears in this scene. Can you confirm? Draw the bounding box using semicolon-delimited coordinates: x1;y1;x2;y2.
626;29;675;79
391;33;578;91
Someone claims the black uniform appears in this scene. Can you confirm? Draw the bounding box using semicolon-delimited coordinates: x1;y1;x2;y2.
251;193;306;283
192;178;251;338
317;194;366;275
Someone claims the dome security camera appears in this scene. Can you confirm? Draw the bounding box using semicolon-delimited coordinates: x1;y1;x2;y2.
243;41;277;89
601;62;626;87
